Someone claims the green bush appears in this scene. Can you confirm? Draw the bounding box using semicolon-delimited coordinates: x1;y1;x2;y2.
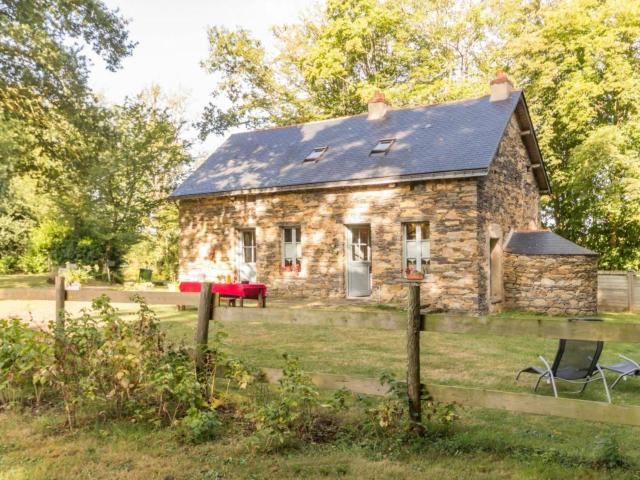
247;354;348;452
0;255;19;274
178;407;222;444
0;297;209;428
0;318;52;405
362;372;457;438
18;250;49;273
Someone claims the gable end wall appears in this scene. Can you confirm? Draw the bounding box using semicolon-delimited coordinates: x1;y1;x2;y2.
477;114;542;312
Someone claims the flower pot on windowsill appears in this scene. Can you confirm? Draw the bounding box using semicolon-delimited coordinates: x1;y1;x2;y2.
405;271;425;281
280;264;302;274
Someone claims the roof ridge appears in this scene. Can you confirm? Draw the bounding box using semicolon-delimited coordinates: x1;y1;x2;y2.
245;91;523;134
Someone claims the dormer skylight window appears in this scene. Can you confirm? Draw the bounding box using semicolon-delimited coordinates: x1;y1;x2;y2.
303;146;328;163
370;138;395;155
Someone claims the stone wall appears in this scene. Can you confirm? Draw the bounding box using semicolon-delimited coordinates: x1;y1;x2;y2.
503;253;598;315
178;179;482;312
477;115;541;312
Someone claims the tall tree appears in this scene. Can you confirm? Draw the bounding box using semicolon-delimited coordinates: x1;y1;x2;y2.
0;0;134;176
503;0;640;268
45;88;191;276
198;0;497;137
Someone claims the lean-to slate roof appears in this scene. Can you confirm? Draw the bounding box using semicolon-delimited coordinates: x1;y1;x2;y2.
172;91;548;198
505;231;597;256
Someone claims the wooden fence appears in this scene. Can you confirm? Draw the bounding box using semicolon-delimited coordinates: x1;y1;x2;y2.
2;282;640;428
599;271;638;312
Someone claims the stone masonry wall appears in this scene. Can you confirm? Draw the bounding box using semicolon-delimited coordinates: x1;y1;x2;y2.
178;178;482;312
504;254;598;315
477;115;541;312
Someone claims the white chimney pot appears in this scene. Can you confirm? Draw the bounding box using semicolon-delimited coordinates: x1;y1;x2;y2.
367;90;390;120
490;71;514;102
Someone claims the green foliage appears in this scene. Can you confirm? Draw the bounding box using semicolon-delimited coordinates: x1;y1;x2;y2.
593;433;630;469
504;0;640;268
18;220;70;273
123;203;181;282
64;266;95;285
178;407;222;444
0;297;205;428
0;0;134;146
0;318;52;405
198;0;494;136
248;354;322;451
365;372;457;434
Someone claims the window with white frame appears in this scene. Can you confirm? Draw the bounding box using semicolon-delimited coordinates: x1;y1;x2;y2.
241;230;256;263
282;226;302;272
403;222;430;277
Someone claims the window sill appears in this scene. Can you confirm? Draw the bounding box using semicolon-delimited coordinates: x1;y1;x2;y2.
280;272;305;278
402;275;432;283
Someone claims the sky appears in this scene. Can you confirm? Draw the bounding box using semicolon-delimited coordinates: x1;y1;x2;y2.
88;0;319;158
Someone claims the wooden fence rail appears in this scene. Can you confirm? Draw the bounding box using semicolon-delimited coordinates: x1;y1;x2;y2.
3;281;640;428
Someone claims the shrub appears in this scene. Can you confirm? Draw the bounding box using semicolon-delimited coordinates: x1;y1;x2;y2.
178;407;222;444
0;318;52;405
0;255;19;274
0;297;210;429
247;354;344;451
39;296;207;427
363;372;457;437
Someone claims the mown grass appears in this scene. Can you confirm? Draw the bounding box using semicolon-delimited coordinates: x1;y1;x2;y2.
2;408;640;480
2;296;640;478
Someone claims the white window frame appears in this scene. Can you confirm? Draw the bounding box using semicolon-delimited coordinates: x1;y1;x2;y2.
240;229;256;264
402;222;430;276
281;226;302;272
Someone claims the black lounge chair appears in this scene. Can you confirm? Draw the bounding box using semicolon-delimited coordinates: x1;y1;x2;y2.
516;337;611;403
602;355;640;389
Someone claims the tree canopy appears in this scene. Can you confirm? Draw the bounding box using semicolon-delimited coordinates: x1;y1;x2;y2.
0;0;190;279
198;0;498;136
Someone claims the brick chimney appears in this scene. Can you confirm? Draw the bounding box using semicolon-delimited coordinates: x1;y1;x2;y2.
367;90;390;120
490;70;514;102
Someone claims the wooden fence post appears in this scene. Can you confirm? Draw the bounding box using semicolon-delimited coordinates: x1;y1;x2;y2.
194;283;214;371
407;283;424;435
628;271;635;313
54;275;66;334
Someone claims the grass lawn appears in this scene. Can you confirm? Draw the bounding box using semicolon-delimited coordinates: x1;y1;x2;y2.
0;274;51;288
2;289;640;478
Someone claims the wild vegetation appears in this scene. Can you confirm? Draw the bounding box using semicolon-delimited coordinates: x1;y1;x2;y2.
1;301;640;478
0;299;458;460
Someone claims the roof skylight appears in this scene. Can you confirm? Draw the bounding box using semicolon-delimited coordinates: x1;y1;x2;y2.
370;138;395;155
303;146;328;163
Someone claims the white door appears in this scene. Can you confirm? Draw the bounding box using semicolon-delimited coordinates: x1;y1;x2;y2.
347;226;372;297
238;229;257;282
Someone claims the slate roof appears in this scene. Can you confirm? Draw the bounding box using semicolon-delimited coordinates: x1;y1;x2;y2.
505;231;597;256
172;91;546;198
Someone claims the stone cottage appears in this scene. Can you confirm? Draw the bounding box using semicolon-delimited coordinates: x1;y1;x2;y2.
171;73;597;314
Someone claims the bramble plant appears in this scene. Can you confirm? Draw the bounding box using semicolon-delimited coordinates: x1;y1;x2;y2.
0;318;51;405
